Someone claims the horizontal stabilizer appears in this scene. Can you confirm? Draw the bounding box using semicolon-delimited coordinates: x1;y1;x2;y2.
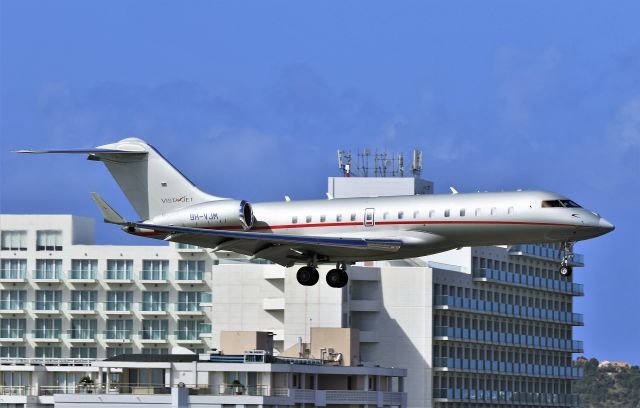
15;148;146;154
91;192;127;225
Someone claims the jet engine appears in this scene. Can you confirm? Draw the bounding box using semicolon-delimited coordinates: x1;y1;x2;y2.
150;199;255;230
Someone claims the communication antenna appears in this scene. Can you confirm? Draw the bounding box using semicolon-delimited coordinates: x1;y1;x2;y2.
412;149;423;177
398;153;404;177
337;150;352;177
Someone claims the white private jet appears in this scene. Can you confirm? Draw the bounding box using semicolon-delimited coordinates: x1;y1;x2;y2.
18;138;614;288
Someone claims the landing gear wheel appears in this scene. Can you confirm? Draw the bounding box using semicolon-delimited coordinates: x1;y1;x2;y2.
559;265;572;277
326;269;349;288
296;266;319;286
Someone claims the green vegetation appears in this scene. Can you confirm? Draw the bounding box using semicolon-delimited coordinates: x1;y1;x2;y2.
574;358;640;408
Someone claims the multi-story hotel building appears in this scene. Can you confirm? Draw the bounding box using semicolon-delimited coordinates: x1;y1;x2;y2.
0;214;214;360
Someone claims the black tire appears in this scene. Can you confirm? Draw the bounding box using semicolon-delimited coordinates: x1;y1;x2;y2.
559;265;572;277
326;269;349;288
297;266;320;286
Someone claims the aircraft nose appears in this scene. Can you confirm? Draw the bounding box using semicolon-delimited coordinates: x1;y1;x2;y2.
598;217;615;233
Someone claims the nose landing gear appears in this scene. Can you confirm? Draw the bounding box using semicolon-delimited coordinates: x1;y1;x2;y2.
559;242;575;277
326;262;349;288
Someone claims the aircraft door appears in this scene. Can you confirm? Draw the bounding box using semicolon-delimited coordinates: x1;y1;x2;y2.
364;208;375;227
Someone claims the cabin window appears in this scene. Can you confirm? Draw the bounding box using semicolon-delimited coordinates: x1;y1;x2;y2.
429;210;435;218
350;213;356;221
320;215;326;222
336;214;342;222
306;215;312;223
444;209;450;218
490;207;497;216
475;208;481;216
292;216;298;224
413;210;419;219
398;211;404;219
508;207;514;215
460;209;466;217
383;211;389;220
366;213;373;221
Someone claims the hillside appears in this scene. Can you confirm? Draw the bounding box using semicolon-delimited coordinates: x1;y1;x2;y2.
574;358;640;408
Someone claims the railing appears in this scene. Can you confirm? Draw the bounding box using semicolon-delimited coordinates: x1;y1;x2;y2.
103;330;132;340
201;293;213;303
433;388;580;406
473;268;584;295
0;329;24;338
67;329;96;339
0;300;25;310
104;301;132;311
68;301;96;311
175;271;205;281
33;300;61;311
0;357;94;366
33;269;61;280
176;302;201;312
434;295;584;325
32;329;61;338
434;326;584;352
104;270;132;280
509;244;585;265
174;330;202;340
139;302;167;312
0;269;26;279
139;330;168;340
68;270;96;280
433;357;583;378
199;323;212;333
140;270;167;280
0;385;32;396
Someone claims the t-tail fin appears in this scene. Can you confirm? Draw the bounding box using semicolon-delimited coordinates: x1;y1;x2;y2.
17;138;225;220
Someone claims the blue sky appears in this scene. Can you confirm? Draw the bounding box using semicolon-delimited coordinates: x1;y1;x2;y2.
1;1;638;363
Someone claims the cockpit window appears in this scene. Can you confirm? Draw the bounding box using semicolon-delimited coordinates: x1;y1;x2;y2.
541;200;582;208
560;200;582;208
541;200;563;208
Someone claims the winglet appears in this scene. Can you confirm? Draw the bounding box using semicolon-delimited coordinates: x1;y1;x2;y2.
90;192;127;225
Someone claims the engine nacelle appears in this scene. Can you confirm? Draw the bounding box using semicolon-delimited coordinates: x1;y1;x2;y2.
150;199;255;230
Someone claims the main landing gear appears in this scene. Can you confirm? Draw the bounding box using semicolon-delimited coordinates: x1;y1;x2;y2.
296;262;349;288
559;241;574;277
326;262;349;288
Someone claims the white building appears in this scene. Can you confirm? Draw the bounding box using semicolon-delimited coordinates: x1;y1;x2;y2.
0;214;214;359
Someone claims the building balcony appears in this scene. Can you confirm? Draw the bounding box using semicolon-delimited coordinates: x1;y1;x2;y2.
67;270;97;283
103;270;133;283
263;268;286;280
103;301;133;315
434;296;584;326
473;268;584;296
0;329;25;341
174;330;204;344
67;301;97;314
0;300;26;314
262;298;285;311
508;244;585;267
434;326;584;353
138;330;168;343
67;329;97;342
138;302;168;316
0;269;27;283
31;270;62;283
32;301;61;314
433;357;583;379
175;302;204;316
102;330;132;343
139;270;169;284
174;271;207;284
350;299;381;312
31;329;61;341
433;388;580;406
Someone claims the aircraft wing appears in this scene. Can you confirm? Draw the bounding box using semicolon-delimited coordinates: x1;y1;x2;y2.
134;222;402;266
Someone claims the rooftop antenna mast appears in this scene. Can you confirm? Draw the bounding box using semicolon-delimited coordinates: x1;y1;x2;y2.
412;149;423;177
337;150;352;177
398;153;404;177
